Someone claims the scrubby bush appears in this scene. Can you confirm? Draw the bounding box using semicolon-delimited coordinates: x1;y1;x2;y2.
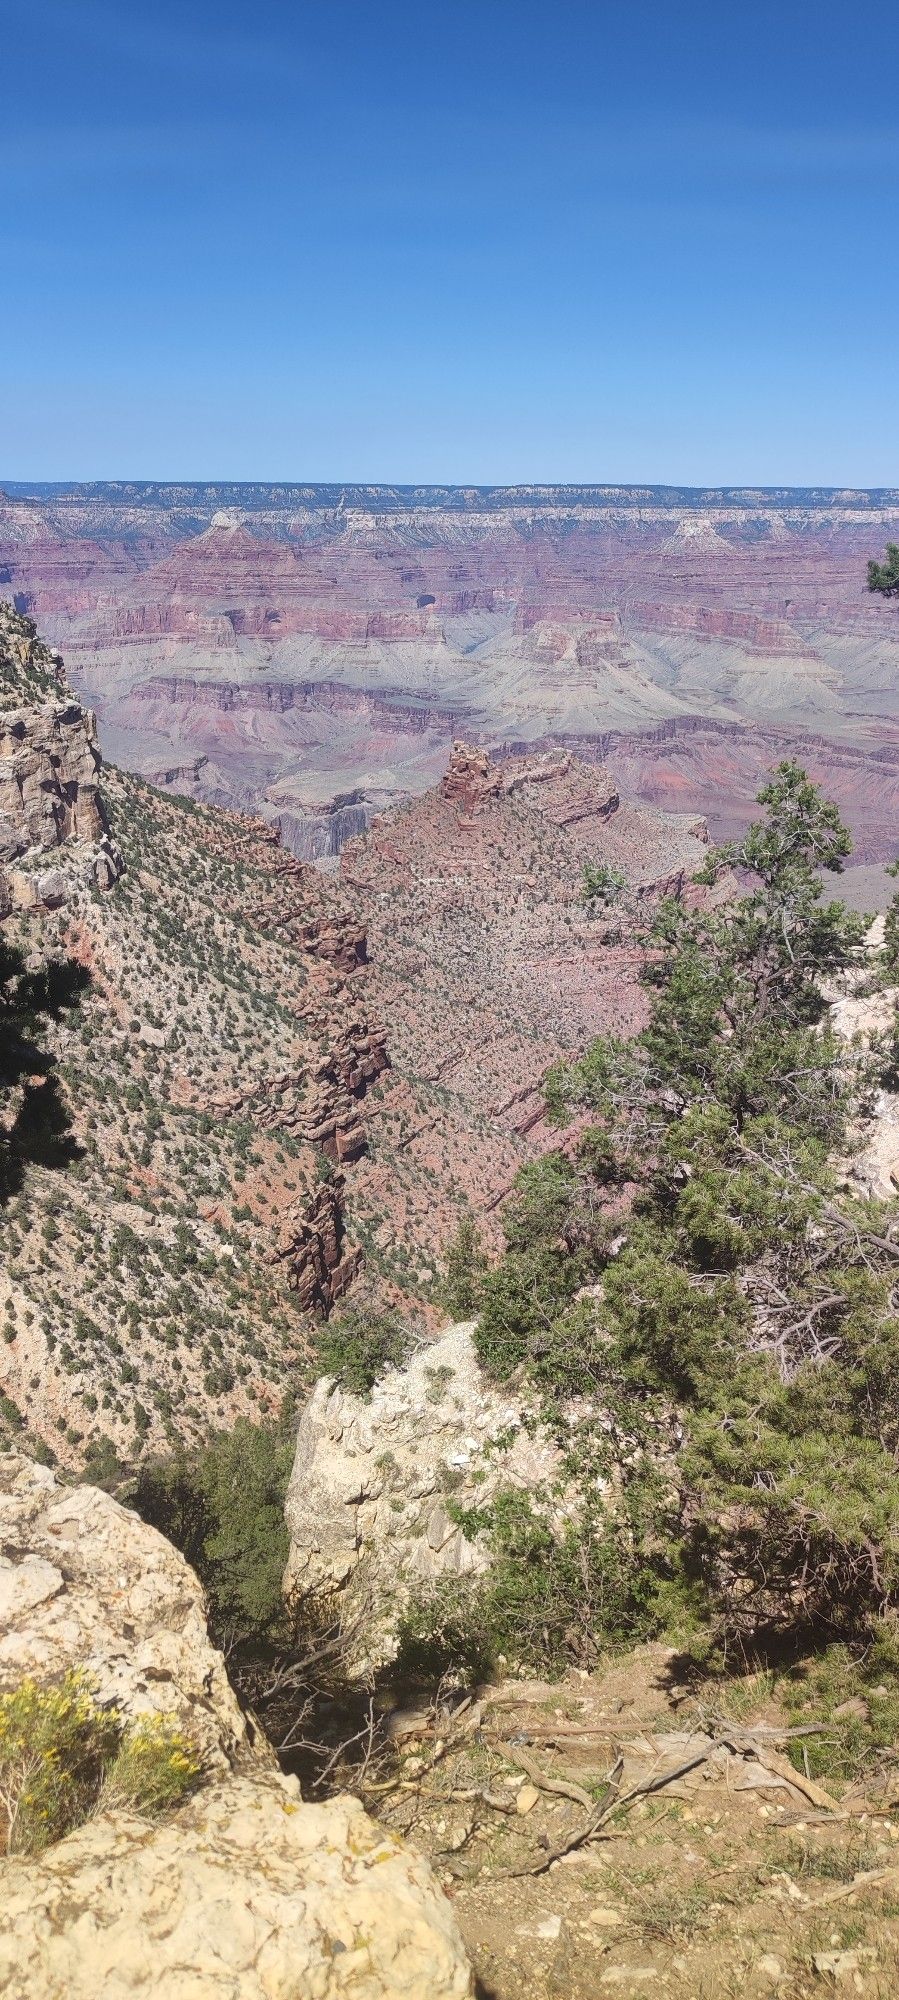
439;1212;488;1318
0;1671;198;1855
132;1412;295;1647
396;1485;664;1686
580;860;626;907
313;1306;412;1397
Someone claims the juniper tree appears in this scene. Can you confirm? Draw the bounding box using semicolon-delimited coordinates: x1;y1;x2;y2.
474;765;899;1654
868;542;899;598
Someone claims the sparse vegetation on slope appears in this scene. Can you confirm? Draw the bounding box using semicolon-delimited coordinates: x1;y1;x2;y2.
0;744;390;1464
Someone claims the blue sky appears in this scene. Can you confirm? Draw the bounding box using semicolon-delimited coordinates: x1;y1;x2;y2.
1;0;896;483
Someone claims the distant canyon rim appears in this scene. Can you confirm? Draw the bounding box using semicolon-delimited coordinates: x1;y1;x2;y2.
2;480;899;864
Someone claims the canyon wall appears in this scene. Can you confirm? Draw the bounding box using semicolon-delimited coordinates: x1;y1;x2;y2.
0;602;123;915
2;483;898;858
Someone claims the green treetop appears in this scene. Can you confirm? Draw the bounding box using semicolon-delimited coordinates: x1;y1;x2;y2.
868;543;899;598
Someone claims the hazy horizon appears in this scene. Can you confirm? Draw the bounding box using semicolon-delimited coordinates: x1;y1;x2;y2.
4;479;899;502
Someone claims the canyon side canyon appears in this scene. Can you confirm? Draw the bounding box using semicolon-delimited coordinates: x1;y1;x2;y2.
3;481;899;863
0;602;709;1465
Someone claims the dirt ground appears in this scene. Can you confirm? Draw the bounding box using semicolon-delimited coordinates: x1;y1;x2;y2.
376;1646;899;1999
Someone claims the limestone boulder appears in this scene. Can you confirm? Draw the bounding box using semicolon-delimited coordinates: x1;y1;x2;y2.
284;1320;572;1670
0;1451;474;1996
0;1452;263;1772
0;1773;473;2000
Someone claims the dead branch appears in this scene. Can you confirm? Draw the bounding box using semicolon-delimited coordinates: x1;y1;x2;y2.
704;1713;828;1743
500;1756;625;1878
501;1739;727;1879
498;1742;595;1812
712;1728;843;1813
363;1733;461;1798
307;1697;379;1793
809;1863;899;1907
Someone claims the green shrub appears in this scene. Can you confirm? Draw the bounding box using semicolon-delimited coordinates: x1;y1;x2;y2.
313;1306;412;1397
132;1412;295;1646
0;1672;199;1855
580;860;626;907
396;1486;664;1684
99;1713;200;1815
439;1212;488;1319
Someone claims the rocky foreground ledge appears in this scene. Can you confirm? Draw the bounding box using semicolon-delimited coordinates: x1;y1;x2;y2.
0;1453;473;2000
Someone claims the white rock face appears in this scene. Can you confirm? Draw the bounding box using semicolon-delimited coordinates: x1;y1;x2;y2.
0;1452;474;1997
0;1451;262;1771
0;1774;473;2000
284;1321;569;1669
829;961;899;1201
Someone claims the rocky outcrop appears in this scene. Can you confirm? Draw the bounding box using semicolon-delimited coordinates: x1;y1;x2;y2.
217;1015;389;1166
0;1776;473;2000
296;911;370;972
440;740;503;811
283;1322;573;1670
0;603;123;910
0;1451;261;1772
0;1450;474;1999
829;936;899;1200
273;1176;363;1313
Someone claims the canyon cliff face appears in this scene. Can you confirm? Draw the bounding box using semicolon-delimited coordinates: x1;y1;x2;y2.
0;605;391;1462
339;740;709;1275
2;483;898;860
0;603;122;914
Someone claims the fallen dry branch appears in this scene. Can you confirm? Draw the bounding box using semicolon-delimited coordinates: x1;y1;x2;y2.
809;1864;899;1908
482;1721;626;1745
499;1742;596;1813
497;1718;850;1878
705;1715;828;1743
714;1729;843;1814
500;1756;626;1878
501;1740;728;1879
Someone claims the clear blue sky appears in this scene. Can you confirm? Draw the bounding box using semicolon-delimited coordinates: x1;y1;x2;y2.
2;0;896;484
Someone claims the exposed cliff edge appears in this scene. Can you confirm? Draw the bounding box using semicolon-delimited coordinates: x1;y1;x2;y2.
0;602;123;915
0;1452;473;1999
0;1451;262;1772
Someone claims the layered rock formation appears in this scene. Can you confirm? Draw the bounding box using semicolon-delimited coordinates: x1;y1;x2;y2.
0;606;391;1459
0;1452;473;1999
273;1175;363;1313
3;481;899;858
0;602;122;913
284;1321;573;1670
1;611;715;1467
